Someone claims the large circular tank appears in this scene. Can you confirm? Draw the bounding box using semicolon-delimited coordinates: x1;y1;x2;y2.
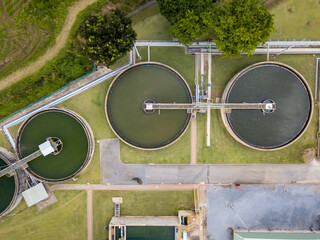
0;148;25;218
106;62;192;150
221;62;313;150
16;108;94;182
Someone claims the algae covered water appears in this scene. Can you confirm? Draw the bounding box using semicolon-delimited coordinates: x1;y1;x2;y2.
116;226;175;240
18;110;89;180
0;158;15;214
107;63;192;149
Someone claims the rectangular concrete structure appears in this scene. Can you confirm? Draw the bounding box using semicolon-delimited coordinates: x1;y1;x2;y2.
110;216;180;226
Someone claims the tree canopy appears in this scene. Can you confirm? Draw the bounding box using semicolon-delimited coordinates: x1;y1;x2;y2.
157;0;217;45
213;0;274;57
78;9;137;66
157;0;274;57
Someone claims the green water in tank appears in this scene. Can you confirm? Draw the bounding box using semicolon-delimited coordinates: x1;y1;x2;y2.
107;64;192;149
0;158;15;214
18;111;89;180
226;64;311;149
116;226;175;240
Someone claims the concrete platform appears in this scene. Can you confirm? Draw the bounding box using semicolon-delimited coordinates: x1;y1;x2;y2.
207;184;320;240
109;216;180;226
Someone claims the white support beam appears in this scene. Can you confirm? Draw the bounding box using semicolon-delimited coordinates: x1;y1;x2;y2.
201;53;204;75
207;54;212;147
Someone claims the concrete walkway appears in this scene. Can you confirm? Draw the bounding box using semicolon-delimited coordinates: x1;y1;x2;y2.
99;139;320;185
87;190;93;240
49;184;197;191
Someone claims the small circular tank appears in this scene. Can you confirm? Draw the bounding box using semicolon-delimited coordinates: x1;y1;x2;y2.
106;62;192;150
16;108;94;182
221;62;313;150
0;148;25;218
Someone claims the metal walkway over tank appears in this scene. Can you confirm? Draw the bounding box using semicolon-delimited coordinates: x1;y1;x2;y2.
0;137;62;178
145;102;276;112
0;150;42;177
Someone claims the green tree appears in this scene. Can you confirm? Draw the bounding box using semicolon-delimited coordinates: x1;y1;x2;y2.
78;9;137;66
157;0;217;45
213;0;274;57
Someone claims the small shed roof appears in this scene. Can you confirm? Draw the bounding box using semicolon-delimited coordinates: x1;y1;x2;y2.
22;183;49;207
234;232;320;240
38;141;54;156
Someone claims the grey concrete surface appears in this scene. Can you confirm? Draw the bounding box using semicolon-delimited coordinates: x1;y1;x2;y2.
100;139;320;185
109;216;180;226
206;184;320;240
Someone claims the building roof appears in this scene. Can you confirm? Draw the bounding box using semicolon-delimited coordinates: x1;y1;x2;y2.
38;140;55;156
234;232;320;240
22;183;49;207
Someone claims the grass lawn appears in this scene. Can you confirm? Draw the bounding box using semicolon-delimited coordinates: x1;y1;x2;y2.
0;190;193;240
269;0;320;40
93;190;194;240
0;131;12;151
133;5;171;40
0;191;87;240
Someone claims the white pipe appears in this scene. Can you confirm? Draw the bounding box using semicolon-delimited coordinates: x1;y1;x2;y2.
201;53;204;75
206;54;212;147
316;58;319;100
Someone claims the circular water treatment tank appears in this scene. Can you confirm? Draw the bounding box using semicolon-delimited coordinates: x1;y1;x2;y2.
221;62;313;150
0;149;24;218
17;108;94;182
106;62;192;150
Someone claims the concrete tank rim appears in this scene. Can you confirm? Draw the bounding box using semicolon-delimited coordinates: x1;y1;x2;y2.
220;61;314;151
105;61;193;150
16;107;95;183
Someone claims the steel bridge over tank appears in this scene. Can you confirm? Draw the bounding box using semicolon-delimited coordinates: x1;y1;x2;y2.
145;102;276;112
0;150;43;177
0;137;62;178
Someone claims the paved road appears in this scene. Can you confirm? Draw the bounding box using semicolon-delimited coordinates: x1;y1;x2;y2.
100;139;320;185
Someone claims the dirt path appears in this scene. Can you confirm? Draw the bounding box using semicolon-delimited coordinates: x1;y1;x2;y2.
87;190;93;240
0;0;97;90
